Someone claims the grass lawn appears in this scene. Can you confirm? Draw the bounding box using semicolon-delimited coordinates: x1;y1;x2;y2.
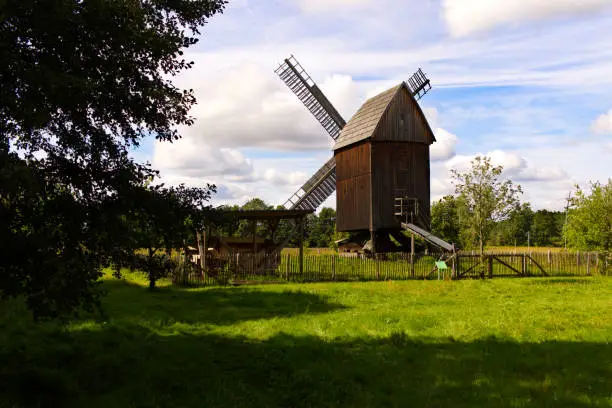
1;274;611;408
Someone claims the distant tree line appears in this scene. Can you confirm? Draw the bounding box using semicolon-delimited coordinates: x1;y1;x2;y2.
431;197;565;249
432;156;610;254
225;168;610;256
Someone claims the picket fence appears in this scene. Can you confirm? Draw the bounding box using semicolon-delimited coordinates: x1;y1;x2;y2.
169;250;609;287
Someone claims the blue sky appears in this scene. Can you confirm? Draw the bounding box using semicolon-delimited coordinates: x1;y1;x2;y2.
142;0;612;210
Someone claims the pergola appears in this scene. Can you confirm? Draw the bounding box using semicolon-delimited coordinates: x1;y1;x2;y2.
197;209;314;274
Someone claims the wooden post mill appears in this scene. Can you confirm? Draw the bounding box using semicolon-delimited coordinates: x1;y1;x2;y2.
274;55;453;253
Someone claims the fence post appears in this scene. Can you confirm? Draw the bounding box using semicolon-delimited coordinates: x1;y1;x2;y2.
487;255;493;279
547;249;551;265
332;254;336;281
456;254;460;279
521;254;526;276
285;254;289;281
299;217;304;276
376;254;380;280
587;252;590;275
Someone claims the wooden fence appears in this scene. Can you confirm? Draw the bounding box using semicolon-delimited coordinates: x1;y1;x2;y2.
169;250;609;287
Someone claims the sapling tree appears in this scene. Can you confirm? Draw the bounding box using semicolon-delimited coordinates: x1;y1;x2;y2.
451;156;522;255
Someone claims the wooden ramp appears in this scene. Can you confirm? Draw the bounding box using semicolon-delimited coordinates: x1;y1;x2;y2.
400;222;454;252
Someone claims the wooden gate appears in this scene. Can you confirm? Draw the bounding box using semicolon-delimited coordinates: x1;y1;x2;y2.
456;254;548;279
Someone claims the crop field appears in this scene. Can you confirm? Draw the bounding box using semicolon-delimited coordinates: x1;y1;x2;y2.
282;246;574;256
1;272;610;407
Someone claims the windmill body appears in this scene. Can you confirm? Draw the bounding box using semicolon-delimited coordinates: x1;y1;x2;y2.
334;82;435;245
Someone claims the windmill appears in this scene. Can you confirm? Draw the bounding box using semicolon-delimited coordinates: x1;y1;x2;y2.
275;55;431;213
274;55;450;254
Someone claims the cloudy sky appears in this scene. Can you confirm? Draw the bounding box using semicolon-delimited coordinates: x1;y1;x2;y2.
137;0;612;211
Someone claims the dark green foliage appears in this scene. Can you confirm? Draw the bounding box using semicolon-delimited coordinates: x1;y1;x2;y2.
306;207;337;248
116;183;218;288
431;195;460;246
490;203;534;246
0;0;226;318
565;180;612;252
531;210;564;246
238;198;274;238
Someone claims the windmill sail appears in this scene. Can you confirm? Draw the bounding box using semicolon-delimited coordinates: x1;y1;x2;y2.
275;55;346;139
283;157;336;210
407;68;431;100
275;55;346;210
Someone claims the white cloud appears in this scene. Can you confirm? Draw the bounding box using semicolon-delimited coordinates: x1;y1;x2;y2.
319;74;363;122
431;128;458;161
176;63;330;152
173;63;372;153
295;0;373;13
423;107;440;129
153;139;255;181
431;177;454;202
443;0;612;37
263;168;308;187
445;150;568;182
591;109;612;134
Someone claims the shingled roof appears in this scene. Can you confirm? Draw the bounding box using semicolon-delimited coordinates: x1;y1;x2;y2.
333;82;435;150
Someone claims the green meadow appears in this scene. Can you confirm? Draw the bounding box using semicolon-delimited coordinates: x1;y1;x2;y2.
1;273;611;407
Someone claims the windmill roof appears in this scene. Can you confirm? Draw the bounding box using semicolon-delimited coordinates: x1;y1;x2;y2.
333;82;435;150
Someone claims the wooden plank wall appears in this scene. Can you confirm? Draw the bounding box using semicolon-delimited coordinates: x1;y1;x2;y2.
375;86;434;145
334;85;434;233
335;141;371;231
371;142;430;230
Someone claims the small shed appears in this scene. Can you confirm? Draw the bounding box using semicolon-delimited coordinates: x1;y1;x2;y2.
335;238;364;257
333;82;436;235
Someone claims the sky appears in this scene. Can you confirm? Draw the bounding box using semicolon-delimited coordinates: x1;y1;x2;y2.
137;0;612;211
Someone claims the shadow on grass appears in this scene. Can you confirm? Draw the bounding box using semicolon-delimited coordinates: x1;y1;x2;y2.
97;278;347;326
1;327;610;408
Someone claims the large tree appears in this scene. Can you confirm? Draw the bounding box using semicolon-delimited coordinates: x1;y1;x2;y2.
565;180;612;252
0;0;226;318
451;156;522;255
